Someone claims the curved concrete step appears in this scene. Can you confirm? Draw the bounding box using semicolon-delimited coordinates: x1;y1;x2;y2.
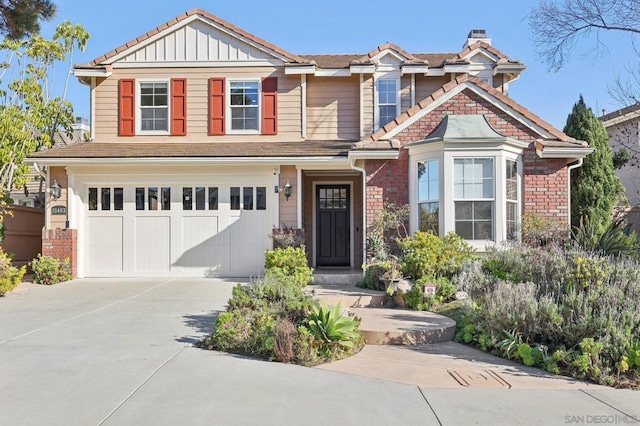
308;284;387;308
351;308;456;345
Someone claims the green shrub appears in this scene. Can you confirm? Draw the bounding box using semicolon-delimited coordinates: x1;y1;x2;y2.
398;231;474;280
0;248;25;296
521;212;569;247
452;243;640;388
403;276;456;311
357;264;385;290
202;273;363;365
30;254;72;285
264;246;313;287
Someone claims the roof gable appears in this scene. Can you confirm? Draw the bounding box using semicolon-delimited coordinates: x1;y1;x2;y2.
86;9;306;67
368;74;570;143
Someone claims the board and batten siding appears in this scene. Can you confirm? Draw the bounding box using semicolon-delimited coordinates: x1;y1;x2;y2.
306;76;360;141
120;19;277;64
93;68;302;142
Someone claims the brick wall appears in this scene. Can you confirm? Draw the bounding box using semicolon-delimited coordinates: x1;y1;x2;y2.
363;88;570;229
42;228;77;277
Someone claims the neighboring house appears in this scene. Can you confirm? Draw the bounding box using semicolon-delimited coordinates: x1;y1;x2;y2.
601;104;640;205
601;104;640;232
28;9;593;278
12;117;90;208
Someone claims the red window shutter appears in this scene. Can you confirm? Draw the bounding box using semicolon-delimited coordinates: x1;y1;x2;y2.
261;77;277;135
118;79;135;136
209;78;225;135
171;78;187;136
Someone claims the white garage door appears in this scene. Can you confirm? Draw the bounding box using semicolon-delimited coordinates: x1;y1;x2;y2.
84;183;271;277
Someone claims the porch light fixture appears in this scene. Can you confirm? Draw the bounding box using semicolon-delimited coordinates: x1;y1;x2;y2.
283;181;292;201
51;179;62;200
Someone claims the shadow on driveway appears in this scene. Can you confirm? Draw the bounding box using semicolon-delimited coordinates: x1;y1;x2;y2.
176;311;221;344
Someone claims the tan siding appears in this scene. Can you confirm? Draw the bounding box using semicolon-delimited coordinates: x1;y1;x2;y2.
306;76;359;141
93;67;302;142
400;75;412;112
362;76;374;137
49;166;67;229
278;165;297;228
415;75;450;103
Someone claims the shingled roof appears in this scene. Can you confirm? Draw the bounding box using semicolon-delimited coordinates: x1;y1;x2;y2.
83;8;309;67
367;74;574;143
29;141;356;160
78;9;520;71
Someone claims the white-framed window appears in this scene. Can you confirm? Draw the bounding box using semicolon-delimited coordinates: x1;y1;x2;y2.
417;159;439;234
453;158;494;241
138;81;169;133
229;80;259;132
506;159;519;241
375;77;400;130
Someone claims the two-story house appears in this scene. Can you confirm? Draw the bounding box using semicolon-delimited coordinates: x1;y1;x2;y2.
601;104;640;233
29;9;593;278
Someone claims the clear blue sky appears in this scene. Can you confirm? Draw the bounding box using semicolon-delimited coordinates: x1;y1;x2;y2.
40;0;637;130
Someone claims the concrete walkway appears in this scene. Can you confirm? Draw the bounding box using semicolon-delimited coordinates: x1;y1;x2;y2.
0;278;638;426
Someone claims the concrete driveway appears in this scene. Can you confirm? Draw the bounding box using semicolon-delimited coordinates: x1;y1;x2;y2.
1;278;639;426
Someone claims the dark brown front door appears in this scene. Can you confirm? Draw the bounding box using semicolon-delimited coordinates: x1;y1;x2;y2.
316;185;350;266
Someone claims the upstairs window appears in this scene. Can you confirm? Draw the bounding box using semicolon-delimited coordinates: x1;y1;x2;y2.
377;78;399;128
230;81;259;131
139;82;168;132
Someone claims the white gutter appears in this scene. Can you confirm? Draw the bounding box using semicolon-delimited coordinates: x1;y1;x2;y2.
536;147;594;159
73;68;112;78
349;156;367;274
567;158;584;229
29;156;350;166
348;150;399;160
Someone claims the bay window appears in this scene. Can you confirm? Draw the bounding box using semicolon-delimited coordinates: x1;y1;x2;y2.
417;159;439;234
453;158;494;240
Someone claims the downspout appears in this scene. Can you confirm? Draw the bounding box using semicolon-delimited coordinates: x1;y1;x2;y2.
349;157;367;273
567;158;584;230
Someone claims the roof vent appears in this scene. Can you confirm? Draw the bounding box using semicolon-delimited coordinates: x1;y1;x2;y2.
463;29;491;49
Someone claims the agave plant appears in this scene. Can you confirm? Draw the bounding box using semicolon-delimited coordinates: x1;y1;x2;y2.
307;303;359;348
573;216;638;257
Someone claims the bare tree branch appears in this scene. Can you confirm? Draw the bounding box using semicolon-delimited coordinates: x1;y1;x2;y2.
529;0;640;71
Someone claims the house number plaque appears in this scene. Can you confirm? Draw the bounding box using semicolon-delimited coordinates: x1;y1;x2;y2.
51;205;67;215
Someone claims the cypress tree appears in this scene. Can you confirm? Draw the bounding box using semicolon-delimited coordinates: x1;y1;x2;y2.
564;95;623;231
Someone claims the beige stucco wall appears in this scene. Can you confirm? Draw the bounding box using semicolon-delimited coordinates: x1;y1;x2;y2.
93;67;302;142
306;75;360;141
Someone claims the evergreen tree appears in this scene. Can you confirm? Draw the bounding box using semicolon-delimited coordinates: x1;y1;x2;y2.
0;0;56;40
564;96;623;231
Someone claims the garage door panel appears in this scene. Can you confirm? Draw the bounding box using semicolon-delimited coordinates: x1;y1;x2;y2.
87;216;123;274
85;182;272;277
176;216;225;272
134;216;170;273
228;213;268;277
